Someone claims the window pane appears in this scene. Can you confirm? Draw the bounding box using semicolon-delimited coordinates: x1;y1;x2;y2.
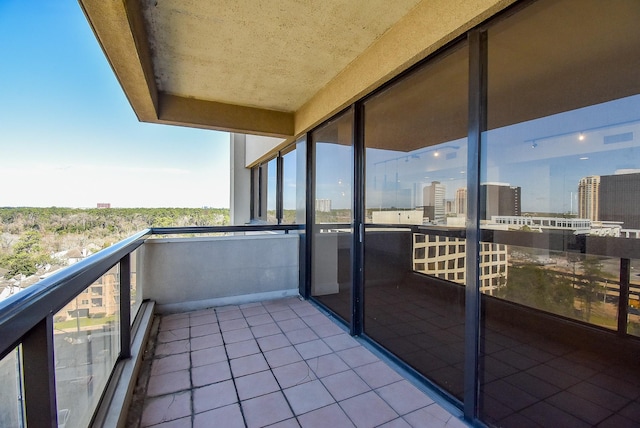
251;166;261;220
266;158;277;224
364;41;468;400
481;0;640;425
282;148;297;224
311;109;353;322
130;248;141;324
295;136;307;225
0;347;24;427
54;265;120;428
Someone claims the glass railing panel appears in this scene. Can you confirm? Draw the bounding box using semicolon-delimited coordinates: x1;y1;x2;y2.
53;264;120;428
0;346;24;427
130;248;141;325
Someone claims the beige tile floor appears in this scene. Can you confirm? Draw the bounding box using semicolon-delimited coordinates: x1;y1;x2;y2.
133;297;468;428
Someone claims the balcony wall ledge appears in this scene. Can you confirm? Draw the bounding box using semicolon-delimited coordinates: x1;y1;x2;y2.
139;234;300;313
155;288;300;314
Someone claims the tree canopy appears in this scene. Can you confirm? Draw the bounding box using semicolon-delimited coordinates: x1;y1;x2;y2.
0;207;229;279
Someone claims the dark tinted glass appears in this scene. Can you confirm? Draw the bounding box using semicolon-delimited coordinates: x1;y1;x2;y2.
481;0;640;425
311;109;354;322
363;41;468;400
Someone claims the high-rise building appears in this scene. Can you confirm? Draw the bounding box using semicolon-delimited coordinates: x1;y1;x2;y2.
423;181;445;222
412;234;508;295
480;183;521;220
315;199;332;212
578;176;600;220
456;188;467;215
599;172;640;229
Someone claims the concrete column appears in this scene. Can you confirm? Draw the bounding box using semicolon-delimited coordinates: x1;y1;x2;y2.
230;133;251;225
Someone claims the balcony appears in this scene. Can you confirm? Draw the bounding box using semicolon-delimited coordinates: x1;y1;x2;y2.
0;225;466;428
3;225;640;427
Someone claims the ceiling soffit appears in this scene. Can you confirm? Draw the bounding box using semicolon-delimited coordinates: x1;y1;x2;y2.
81;0;520;140
140;0;422;113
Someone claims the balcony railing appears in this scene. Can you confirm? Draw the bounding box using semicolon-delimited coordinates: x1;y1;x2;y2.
0;224;302;428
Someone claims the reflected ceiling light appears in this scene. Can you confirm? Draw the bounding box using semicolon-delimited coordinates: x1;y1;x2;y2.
578;133;585;141
580;157;589;160
460;171;465;174
433;152;439;157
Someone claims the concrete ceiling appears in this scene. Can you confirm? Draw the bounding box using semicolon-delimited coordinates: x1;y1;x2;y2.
142;0;421;113
78;0;640;160
78;0;514;144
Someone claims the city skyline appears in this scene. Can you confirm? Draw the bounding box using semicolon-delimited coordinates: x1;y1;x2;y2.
361;94;640;216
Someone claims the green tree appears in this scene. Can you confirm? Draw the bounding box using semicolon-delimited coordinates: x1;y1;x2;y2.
0;231;51;278
12;230;42;254
498;263;575;317
580;256;604;322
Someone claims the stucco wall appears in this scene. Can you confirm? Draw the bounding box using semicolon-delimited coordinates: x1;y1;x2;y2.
139;234;299;312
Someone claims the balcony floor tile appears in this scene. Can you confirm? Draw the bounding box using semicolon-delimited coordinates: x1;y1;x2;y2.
146;369;190;397
129;297;466;428
191;360;231;387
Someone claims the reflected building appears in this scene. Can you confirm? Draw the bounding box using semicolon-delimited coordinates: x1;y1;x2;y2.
599;172;640;229
480;183;520;220
423;181;445;223
315;198;332;213
578;175;600;221
58;271;120;321
456;188;467;215
413;234;508;295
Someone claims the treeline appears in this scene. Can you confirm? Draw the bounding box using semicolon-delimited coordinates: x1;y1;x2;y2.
0;207;229;279
0;207;229;235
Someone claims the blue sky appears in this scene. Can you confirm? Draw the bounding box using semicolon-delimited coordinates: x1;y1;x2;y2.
0;1;230;208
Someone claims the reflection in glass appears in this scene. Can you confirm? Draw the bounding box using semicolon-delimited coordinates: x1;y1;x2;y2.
252;166;261;220
628;259;640;336
295;137;307;225
311;109;353;322
363;40;468;400
266;158;278;224
413;235;506;294
0;347;24;427
282;147;297;224
480;0;640;425
54;265;120;428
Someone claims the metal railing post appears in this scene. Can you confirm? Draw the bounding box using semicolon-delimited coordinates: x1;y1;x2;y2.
618;258;630;336
22;315;58;428
120;254;131;358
